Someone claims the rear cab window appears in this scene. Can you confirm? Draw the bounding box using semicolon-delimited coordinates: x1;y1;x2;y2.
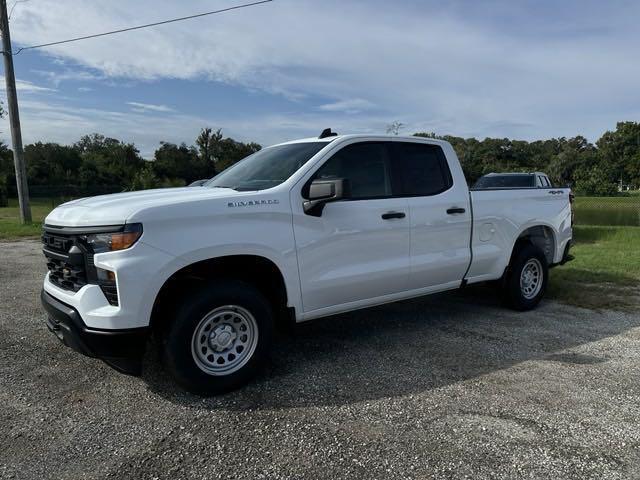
473;174;535;189
391;142;453;196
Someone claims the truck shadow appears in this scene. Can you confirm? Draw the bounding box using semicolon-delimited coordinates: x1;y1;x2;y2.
143;286;640;410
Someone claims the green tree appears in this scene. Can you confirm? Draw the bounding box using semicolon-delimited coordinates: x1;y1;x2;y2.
24;142;81;186
152;142;203;185
75;134;145;189
130;163;161;190
573;164;618;196
213;137;261;172
196;127;223;175
596;122;640;187
195;127;261;173
546;136;596;186
0;141;13;202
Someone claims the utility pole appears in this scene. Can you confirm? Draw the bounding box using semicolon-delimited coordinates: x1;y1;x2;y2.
0;0;30;223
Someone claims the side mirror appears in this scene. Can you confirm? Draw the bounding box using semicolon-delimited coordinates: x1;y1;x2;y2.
303;178;348;216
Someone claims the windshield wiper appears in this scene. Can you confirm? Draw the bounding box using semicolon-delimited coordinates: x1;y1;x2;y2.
210;185;237;190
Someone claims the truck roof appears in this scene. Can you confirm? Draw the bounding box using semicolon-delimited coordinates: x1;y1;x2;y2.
273;134;449;147
484;172;547;177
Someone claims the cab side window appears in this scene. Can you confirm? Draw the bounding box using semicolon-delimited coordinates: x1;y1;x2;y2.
314;142;392;199
537;175;550;188
392;142;453;196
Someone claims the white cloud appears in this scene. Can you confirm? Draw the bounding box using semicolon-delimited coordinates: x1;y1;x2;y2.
126;101;174;113
0;96;392;158
318;98;375;114
0;76;55;92
5;0;640;143
32;68;105;87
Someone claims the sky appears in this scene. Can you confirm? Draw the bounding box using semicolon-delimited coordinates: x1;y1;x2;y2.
1;0;639;158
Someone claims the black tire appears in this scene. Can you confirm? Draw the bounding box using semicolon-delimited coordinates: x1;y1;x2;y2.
503;243;548;311
161;280;273;396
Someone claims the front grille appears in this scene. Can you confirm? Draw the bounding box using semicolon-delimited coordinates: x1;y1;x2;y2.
46;256;87;292
42;231;88;293
42;231;74;254
100;284;119;306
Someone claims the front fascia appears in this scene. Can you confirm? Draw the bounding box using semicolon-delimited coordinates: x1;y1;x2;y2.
43;239;180;329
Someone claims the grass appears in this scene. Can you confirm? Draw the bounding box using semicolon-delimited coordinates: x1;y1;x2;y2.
1;197;638;310
548;225;640;310
0;198;57;240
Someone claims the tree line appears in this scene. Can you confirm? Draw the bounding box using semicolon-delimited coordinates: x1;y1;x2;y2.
1;121;639;200
416;121;640;196
0;128;260;199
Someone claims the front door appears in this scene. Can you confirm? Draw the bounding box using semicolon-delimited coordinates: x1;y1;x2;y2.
292;141;411;314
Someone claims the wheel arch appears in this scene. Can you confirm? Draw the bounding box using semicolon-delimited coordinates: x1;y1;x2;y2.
509;224;557;266
150;254;293;334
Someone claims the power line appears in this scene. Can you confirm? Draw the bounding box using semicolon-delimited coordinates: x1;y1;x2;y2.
8;0;29;20
9;0;273;55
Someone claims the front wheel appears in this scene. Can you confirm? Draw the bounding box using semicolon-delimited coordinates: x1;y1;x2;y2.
504;244;548;311
162;280;273;396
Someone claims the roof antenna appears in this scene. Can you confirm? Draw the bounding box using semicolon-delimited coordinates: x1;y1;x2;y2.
318;128;338;139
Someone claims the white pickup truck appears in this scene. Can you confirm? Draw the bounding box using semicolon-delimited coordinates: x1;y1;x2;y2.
41;131;573;395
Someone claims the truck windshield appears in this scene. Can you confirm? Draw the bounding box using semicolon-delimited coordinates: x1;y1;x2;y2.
206;142;328;191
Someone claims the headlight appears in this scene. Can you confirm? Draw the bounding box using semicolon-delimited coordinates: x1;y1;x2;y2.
83;223;143;253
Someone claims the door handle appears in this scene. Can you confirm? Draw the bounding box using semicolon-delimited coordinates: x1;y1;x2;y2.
381;211;406;220
446;207;466;214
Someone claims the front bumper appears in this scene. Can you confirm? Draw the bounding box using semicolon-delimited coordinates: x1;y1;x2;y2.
41;290;149;375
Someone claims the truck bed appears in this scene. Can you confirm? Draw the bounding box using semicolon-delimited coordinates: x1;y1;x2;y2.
466;187;573;283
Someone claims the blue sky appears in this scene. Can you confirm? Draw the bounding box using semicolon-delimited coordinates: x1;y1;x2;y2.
2;0;639;157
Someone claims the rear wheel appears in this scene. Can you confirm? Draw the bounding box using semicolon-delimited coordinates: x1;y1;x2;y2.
504;243;548;311
162;280;273;396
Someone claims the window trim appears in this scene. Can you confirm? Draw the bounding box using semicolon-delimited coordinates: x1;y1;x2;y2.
303;140;455;202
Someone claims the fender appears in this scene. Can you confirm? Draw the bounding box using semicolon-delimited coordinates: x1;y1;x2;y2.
141;243;302;326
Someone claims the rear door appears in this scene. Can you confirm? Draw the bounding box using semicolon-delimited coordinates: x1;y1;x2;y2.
292;141;411;313
391;141;472;290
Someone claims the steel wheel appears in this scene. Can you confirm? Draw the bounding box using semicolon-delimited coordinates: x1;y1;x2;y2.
520;258;543;300
191;305;259;376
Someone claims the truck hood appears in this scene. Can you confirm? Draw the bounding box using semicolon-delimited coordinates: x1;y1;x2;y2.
45;187;239;227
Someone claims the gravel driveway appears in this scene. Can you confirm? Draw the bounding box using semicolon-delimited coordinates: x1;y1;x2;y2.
1;240;639;480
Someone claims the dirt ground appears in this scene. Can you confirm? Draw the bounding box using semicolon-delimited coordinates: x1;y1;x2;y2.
2;240;639;479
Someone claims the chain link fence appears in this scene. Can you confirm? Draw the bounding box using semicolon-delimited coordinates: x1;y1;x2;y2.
3;185;640;227
573;195;640;227
4;185;125;209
